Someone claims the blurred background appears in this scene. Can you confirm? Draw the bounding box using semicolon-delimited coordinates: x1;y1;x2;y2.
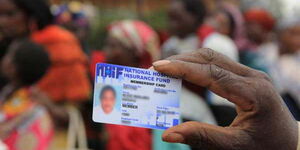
0;0;299;150
49;0;300;50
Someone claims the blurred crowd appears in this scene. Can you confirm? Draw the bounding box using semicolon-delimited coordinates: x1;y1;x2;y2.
0;0;299;150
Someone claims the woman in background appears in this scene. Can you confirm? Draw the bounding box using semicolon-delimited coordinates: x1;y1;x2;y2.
239;8;277;72
0;0;91;149
270;17;300;120
212;2;248;51
0;0;91;125
101;20;160;150
0;39;53;150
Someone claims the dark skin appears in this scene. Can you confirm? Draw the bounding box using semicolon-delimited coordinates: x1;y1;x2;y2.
0;0;69;127
152;48;298;150
0;49;35;139
279;25;300;55
104;36;140;67
1;49;19;87
246;21;268;45
30;87;70;127
0;0;29;39
167;0;199;39
214;12;231;36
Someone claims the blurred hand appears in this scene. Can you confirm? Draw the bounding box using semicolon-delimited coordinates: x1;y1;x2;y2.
152;48;298;150
29;86;69;124
29;86;52;106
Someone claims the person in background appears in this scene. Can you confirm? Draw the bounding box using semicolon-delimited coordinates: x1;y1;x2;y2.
204;2;247;119
162;0;205;58
0;39;53;150
99;20;160;150
270;17;300;120
239;7;277;72
163;0;216;128
53;1;91;54
0;0;91;149
212;2;248;51
163;0;239;129
244;8;275;51
0;0;91;125
163;0;239;66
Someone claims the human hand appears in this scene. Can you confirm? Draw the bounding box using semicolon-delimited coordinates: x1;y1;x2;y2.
152;48;298;150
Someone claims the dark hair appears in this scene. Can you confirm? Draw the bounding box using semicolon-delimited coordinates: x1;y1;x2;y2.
11;39;51;86
13;0;53;29
218;10;236;38
225;11;236;38
100;85;116;100
177;0;206;25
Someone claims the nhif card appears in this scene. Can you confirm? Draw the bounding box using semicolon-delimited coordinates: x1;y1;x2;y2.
92;63;182;130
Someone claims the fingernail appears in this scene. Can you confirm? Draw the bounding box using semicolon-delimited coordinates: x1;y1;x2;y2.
148;66;155;70
153;60;171;67
162;132;185;143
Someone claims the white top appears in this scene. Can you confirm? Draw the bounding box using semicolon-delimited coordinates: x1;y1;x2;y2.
93;106;121;124
162;33;239;123
162;34;199;58
274;52;300;105
0;140;7;150
203;33;239;62
180;87;217;124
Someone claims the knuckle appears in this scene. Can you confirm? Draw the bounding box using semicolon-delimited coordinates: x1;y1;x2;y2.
251;78;277;107
255;71;272;82
186;127;209;148
166;54;182;60
209;64;230;82
199;48;218;62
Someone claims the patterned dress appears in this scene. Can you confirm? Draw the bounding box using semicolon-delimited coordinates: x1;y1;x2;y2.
0;89;54;150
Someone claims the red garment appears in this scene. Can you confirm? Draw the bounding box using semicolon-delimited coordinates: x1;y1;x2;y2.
90;50;106;79
89;51;152;150
244;8;275;32
31;25;91;102
106;125;151;150
107;20;160;68
1;89;54;150
92;20;158;150
197;24;215;43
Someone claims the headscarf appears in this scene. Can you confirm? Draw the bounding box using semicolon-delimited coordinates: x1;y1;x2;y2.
244;8;275;32
105;20;160;150
108;20;160;68
221;2;248;51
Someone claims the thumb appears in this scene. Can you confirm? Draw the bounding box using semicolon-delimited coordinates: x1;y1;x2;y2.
162;121;242;149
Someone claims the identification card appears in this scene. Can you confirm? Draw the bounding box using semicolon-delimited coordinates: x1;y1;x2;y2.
92;63;182;130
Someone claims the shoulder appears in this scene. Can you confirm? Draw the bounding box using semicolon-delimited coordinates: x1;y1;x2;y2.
203;33;239;61
31;25;78;44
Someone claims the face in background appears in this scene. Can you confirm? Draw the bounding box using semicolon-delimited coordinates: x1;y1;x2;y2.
167;0;199;38
0;0;29;39
245;21;268;45
104;36;140;67
1;50;19;85
279;25;300;54
100;89;116;114
214;12;231;36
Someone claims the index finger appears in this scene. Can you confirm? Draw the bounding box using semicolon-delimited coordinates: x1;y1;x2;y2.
166;48;260;77
153;60;256;111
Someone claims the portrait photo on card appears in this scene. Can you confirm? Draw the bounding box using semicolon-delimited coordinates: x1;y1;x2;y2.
93;84;122;124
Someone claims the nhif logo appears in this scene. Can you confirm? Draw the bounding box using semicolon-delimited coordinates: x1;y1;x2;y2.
97;64;123;79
